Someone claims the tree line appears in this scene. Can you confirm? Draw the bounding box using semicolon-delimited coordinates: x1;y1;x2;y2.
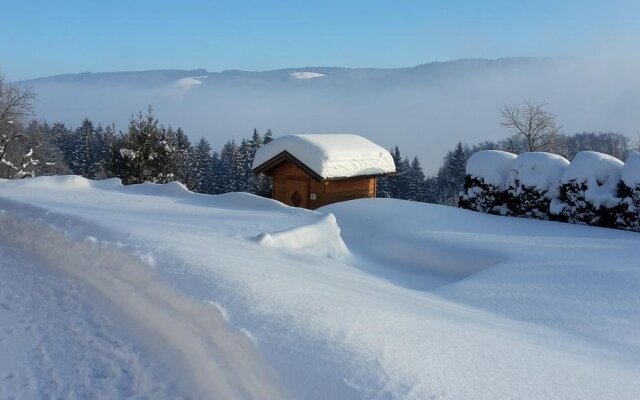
32;109;275;197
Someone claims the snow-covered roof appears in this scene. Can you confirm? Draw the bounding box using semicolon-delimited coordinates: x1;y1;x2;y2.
252;134;395;179
466;150;517;187
622;152;640;187
506;152;569;196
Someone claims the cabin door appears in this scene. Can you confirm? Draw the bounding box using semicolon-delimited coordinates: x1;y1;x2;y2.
284;178;309;208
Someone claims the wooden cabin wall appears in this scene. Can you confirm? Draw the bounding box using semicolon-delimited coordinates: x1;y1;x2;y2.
271;161;326;209
269;160;376;209
323;177;376;206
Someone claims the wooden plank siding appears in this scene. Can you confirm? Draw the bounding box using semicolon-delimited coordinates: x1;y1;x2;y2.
269;160;376;209
324;177;376;205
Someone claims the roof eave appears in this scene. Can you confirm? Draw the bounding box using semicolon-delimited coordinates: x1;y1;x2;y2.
253;150;396;181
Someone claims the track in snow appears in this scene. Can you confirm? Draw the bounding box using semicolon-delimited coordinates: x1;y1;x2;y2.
0;206;288;400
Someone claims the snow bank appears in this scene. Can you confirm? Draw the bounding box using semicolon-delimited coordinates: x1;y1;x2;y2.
252;134;395;179
506;152;569;198
622;152;640;187
466;150;517;187
561;151;623;208
256;213;349;259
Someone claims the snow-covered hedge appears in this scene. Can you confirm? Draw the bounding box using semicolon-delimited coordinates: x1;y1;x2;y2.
460;150;639;232
550;151;624;227
616;153;640;232
505;152;570;219
458;150;516;215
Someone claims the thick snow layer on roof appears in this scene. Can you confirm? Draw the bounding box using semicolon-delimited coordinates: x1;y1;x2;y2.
506;152;569;197
466;150;517;187
562;151;624;207
622;152;640;187
252;134;395;179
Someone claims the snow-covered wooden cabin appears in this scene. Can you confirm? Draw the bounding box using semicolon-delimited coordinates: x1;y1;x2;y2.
252;134;396;209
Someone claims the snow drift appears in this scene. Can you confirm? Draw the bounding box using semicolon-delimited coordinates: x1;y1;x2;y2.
256;213;349;259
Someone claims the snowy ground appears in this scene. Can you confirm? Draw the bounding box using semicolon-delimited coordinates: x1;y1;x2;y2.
1;176;639;399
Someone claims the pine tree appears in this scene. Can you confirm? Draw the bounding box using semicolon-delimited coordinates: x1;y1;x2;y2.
436;141;468;205
210;151;223;194
150;124;178;183
174;127;193;187
238;138;252;191
263;129;274;144
192;137;214;193
219;140;242;192
406;156;426;201
112;107;174;184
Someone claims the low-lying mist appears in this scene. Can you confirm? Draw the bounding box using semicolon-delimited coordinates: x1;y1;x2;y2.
23;56;640;173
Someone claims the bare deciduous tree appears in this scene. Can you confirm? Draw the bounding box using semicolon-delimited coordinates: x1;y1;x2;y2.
500;100;561;152
0;72;38;178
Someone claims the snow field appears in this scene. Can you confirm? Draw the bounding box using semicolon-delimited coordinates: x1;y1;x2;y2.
1;176;640;399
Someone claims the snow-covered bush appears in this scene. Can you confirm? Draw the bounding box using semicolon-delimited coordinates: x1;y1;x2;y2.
616;153;640;232
505;152;569;219
551;151;624;227
459;150;516;214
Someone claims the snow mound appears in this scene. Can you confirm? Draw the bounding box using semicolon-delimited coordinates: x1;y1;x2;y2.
290;72;326;80
561;151;623;207
466;150;517;187
5;174;93;189
123;180;191;197
622;152;640;187
0;175;125;192
253;134;395;179
256;213;349;259
507;152;569;197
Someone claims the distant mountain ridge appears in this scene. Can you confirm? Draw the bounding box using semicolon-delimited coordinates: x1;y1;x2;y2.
21;57;557;88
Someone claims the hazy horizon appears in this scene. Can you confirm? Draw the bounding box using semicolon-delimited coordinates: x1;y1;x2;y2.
17;55;640;173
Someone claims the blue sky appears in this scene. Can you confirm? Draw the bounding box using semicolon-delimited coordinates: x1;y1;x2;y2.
2;0;639;80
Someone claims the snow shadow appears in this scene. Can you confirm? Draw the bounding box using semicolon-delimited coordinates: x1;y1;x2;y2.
348;234;504;291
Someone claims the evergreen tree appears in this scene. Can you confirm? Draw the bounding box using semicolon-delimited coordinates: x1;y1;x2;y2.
218;140;242;192
112;107;177;184
406;156;426;201
174;127;193;187
238;138;252;191
210;151;223;194
263;129;274;144
436;141;467;205
192;137;214;193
